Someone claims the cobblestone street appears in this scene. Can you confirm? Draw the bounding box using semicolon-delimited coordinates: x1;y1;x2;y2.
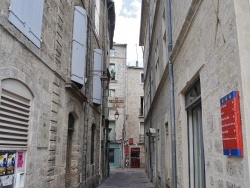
98;168;154;188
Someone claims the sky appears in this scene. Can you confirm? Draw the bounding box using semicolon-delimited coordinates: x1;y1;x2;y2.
113;0;143;67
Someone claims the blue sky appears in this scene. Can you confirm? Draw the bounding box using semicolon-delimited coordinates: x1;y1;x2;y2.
114;0;143;67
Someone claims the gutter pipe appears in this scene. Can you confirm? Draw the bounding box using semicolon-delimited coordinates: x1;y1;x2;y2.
166;0;177;187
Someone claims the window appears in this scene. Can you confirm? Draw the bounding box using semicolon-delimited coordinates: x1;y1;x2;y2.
8;0;44;48
95;0;100;36
140;73;144;83
109;89;115;97
91;124;96;164
139;96;144;116
186;80;205;188
109;64;116;80
71;6;87;85
109;121;115;140
139;122;144;143
0;79;33;148
110;49;115;57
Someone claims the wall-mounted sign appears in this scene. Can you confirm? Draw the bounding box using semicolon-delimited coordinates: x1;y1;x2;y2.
108;97;125;108
220;91;243;156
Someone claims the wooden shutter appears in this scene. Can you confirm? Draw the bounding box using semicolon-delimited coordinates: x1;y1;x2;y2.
92;49;102;104
71;6;87;85
8;0;44;48
0;89;30;147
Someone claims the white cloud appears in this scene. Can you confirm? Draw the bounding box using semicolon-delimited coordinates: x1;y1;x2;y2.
114;0;143;67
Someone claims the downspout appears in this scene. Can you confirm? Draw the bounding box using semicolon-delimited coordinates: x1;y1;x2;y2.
98;0;107;183
166;0;176;187
123;45;128;168
148;4;153;181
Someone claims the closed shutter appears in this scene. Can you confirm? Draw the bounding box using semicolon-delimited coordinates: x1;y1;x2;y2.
92;49;102;104
71;6;87;85
0;89;30;147
8;0;44;48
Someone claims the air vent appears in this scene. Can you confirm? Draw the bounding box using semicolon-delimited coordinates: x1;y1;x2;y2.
0;89;30;147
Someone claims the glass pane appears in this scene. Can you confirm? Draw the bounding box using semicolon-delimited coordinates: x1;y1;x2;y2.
192;107;202;188
109;64;116;80
185;81;201;106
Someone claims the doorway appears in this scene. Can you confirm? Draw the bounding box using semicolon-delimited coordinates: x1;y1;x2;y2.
130;148;140;168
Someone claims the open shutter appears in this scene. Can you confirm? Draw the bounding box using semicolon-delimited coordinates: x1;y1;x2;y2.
8;0;26;34
8;0;44;48
71;6;87;85
95;0;100;36
27;1;44;47
92;49;102;104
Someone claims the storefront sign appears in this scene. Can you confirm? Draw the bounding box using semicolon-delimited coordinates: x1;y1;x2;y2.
220;91;243;156
108;97;125;108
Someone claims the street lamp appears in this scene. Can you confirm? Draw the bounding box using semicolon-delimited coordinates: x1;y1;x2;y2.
114;109;119;121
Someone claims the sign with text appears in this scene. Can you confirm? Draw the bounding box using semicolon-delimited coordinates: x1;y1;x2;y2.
108;97;125;108
220;91;243;156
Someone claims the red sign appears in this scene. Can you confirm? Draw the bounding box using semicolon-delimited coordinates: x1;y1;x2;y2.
220;91;243;156
124;146;129;154
129;138;133;145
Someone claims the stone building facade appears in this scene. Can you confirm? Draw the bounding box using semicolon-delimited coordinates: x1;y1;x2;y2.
140;0;250;188
126;65;145;168
0;0;115;188
108;43;145;169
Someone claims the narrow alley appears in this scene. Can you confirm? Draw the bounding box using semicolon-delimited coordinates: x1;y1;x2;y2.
98;168;154;188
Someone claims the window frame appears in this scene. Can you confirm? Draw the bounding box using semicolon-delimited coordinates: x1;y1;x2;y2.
185;80;205;188
109;64;117;81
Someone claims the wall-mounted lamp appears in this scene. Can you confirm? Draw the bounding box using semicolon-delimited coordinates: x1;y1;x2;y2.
114;109;119;121
90;68;110;90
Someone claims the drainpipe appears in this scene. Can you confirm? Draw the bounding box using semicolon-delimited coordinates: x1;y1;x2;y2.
166;0;176;187
147;1;153;181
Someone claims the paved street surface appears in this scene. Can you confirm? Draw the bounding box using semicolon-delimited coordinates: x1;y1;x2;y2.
98;168;154;188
